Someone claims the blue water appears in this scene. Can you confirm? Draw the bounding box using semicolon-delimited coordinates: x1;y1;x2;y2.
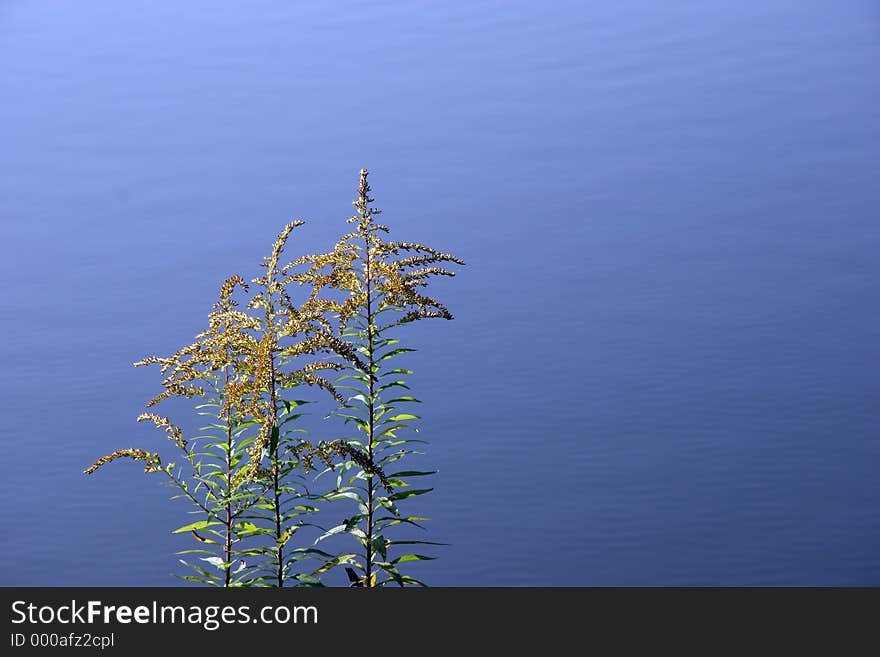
1;0;878;586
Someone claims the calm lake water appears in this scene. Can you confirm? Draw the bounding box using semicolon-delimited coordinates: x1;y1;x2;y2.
1;0;878;586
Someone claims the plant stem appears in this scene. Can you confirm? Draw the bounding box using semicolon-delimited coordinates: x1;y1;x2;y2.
265;287;284;588
224;368;233;588
269;344;283;587
363;196;376;588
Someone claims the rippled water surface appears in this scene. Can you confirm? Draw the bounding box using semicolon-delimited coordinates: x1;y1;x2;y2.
1;0;878;585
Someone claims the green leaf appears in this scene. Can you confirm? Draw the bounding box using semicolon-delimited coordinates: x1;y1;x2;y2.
172;520;222;534
376;497;400;516
290;505;320;513
386;413;420;422
388;488;433;501
310;553;358;577
269;423;280;454
236;522;261;536
178;559;219;580
378;348;416;362
371;535;388;560
315;524;346;542
201;556;227;570
376;516;427;530
291;574;323;587
285;547;339;563
282;399;311;414
338;415;369;432
377;381;410;394
279;413;305;427
381;368;413;377
277;526;298;546
326;490;366;505
392;554;436;564
343;514;366;531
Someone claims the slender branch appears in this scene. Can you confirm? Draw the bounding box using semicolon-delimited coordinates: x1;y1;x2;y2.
161;469;215;517
264;285;284;588
271;354;283;587
363;182;376;588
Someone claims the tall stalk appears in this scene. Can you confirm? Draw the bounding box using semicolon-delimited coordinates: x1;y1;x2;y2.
260;240;284;586
223;366;233;588
362;205;377;585
312;169;463;586
86;274;263;586
243;222;375;586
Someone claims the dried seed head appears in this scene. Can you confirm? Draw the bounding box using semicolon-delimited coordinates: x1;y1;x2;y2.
84;449;161;475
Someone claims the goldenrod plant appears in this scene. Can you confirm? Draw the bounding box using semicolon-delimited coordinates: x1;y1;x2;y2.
85;170;459;587
309;169;464;586
86;223;374;586
86;274;267;586
239;222;375;587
